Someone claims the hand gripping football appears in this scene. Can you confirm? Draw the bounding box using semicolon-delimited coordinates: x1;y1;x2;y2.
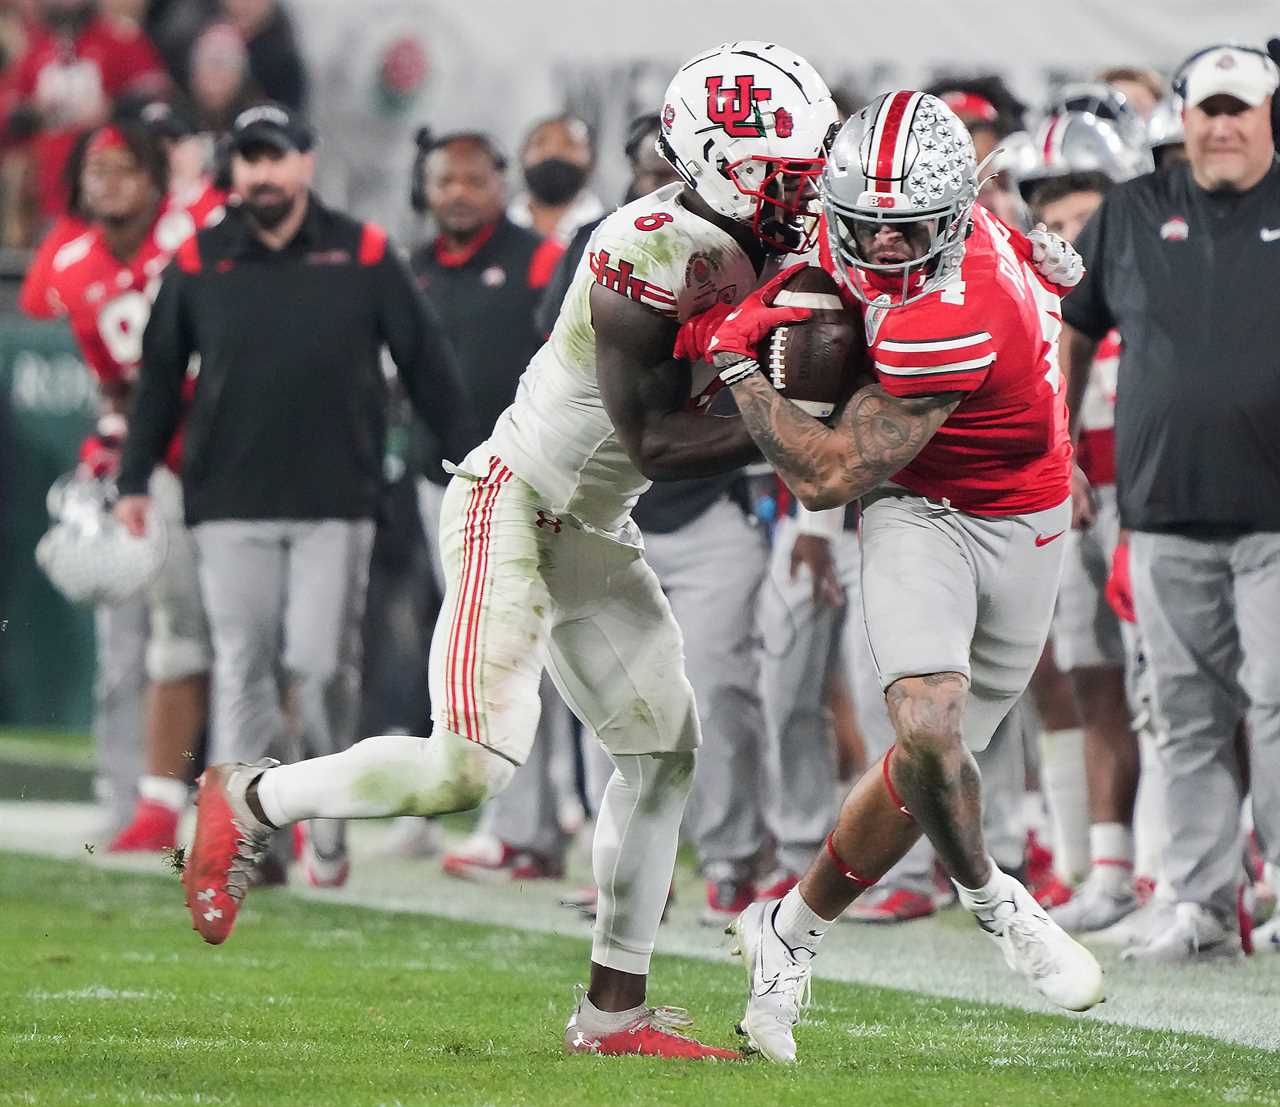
764;267;861;419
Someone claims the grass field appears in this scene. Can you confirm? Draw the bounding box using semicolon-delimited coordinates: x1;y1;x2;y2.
2;852;1278;1107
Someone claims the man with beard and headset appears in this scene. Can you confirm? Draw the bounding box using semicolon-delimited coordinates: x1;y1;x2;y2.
116;102;472;888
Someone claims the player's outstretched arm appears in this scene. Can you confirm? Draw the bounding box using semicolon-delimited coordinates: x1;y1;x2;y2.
729;373;960;510
592;284;759;480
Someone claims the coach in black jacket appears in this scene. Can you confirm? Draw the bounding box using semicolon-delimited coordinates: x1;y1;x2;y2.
117;104;470;883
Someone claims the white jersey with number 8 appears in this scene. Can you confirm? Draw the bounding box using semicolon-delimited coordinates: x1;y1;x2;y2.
484;182;758;540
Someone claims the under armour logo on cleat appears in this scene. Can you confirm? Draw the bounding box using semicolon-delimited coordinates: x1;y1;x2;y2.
197;888;216;902
536;510;562;533
202;907;223;922
572;1032;600;1052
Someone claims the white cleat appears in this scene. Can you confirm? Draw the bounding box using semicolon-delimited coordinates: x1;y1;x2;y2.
1051;868;1139;933
1120;901;1241;963
1090;895;1176;947
971;876;1105;1012
727;899;813;1063
1253;913;1280;954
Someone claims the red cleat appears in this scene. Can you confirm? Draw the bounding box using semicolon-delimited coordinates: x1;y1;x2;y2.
1031;872;1074;909
755;869;799;901
565;999;740;1060
847;887;936;923
442;835;562;883
297;823;350;889
182;761;276;945
108;799;178;853
701;878;756;927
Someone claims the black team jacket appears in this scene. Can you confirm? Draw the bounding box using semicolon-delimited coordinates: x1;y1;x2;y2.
119;194;473;524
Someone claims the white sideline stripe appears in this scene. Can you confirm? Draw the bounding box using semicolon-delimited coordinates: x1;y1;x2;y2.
2;800;1277;1054
875;352;996;376
772;291;844;310
878;331;992;353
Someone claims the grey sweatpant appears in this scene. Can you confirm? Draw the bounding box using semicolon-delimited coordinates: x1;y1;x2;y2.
1129;529;1280;919
645;495;768;878
757;515;859;877
193;519;375;771
92;595;147;831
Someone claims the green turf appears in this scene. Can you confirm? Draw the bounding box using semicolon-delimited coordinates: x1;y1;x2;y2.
1;852;1275;1107
0;729;93;770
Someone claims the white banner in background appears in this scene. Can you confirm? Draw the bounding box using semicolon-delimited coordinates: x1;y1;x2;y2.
292;0;1278;231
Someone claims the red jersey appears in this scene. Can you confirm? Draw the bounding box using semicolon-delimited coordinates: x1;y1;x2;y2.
823;205;1072;515
1074;329;1120;487
19;212;87;318
24;195;221;469
13;16;167;217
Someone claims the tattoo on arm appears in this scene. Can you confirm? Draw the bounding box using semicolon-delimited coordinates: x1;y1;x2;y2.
730;373;961;509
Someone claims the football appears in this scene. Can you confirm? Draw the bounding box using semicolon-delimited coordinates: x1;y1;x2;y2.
764;266;863;419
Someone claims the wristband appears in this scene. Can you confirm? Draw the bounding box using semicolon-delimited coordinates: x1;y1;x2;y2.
716;355;760;388
795;504;844;540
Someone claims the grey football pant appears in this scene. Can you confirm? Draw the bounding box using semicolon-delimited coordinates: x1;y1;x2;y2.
757;515;860;877
193;519;374;778
644;495;768;878
760;519;1026;893
1129;530;1280;919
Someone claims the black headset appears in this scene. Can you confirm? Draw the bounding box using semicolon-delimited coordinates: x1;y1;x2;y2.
409;128;508;214
1171;42;1280;100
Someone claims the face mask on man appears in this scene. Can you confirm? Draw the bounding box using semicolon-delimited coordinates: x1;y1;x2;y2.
523;158;587;205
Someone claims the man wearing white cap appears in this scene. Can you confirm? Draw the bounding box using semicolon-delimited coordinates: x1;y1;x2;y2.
1061;43;1280;961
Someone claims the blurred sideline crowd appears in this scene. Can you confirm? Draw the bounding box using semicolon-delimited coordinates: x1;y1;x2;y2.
0;0;304;247
10;4;1280;967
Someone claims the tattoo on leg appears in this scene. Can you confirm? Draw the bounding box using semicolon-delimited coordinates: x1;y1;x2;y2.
886;674;989;888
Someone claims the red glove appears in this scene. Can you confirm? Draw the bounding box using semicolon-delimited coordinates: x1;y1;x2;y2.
673;301;733;362
1105;542;1136;623
707;262;813;364
78;433;122;479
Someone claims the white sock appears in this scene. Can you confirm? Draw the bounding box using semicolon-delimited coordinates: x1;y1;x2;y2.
1089;822;1133;867
772;886;836;960
139;775;187;812
953;857;1009;913
591;752;694;977
1038;727;1089;882
575;993;647;1034
254;730;516;827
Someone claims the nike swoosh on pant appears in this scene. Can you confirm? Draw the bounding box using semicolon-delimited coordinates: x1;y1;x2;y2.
1035;530;1066;547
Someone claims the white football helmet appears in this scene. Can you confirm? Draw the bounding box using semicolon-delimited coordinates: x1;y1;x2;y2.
36;472;167;606
822;91;978;307
659;41;838;252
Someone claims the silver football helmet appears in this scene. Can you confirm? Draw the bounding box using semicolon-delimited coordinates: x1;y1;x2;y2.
1048;82;1149;153
1017;110;1155;199
1146;97;1186;155
36;472;167;606
822;91;978;307
659;41;838;252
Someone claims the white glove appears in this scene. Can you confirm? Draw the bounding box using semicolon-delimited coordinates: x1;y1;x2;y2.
1028;224;1084;288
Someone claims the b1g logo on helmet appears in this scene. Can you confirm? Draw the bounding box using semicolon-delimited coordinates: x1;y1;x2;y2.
705;75;771;137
